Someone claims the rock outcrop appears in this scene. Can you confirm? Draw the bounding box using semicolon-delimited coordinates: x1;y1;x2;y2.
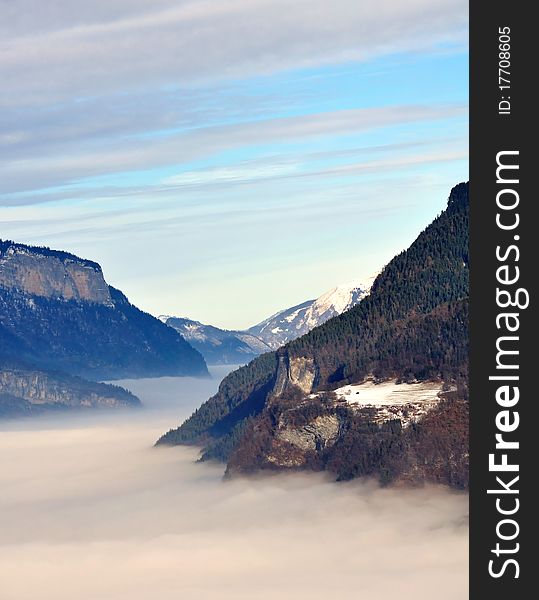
224;381;468;489
273;355;317;397
0;362;140;417
0;242;112;305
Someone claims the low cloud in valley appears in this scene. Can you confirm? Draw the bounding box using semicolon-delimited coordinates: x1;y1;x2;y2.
0;373;468;600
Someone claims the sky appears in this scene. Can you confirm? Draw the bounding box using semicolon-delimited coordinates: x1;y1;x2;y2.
0;370;469;600
0;0;469;329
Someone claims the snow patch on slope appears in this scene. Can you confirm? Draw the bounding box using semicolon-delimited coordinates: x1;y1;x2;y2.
332;380;444;428
334;381;442;407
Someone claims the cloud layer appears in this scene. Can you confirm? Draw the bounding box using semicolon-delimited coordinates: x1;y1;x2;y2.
0;103;465;195
2;0;467;105
0;373;468;600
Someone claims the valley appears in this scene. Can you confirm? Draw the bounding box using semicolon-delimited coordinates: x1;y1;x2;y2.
161;280;370;365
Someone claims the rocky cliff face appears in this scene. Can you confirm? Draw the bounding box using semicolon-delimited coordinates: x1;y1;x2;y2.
0;242;112;305
273;355;317;397
226;380;468;489
0;363;140;417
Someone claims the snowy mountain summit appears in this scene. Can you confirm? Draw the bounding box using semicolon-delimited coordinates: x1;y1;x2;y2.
248;280;371;349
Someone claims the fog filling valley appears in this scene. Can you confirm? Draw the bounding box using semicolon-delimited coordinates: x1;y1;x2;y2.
0;367;468;599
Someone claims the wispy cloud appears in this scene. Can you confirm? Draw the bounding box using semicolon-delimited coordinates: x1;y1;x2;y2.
0;104;465;196
160;146;467;191
1;0;467;106
163;162;300;187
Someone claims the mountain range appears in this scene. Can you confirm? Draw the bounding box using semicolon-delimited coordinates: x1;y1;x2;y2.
2;182;470;490
161;281;370;365
159;316;272;365
0;241;208;416
157;182;470;489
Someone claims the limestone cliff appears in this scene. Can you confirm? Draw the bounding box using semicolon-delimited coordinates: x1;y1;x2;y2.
0;362;140;417
0;241;112;305
272;355;317;397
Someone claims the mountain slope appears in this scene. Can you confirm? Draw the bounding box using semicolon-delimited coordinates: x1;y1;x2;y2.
247;282;369;349
157;183;469;488
161;316;271;365
0;360;140;418
0;241;208;380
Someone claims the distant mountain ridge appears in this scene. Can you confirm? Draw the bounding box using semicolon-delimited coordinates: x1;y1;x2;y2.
162;281;370;365
159;316;272;365
0;240;208;381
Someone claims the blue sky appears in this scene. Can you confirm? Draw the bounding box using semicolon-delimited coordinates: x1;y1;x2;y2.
0;0;468;328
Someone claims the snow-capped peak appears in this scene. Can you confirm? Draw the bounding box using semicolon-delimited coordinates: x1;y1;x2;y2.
248;279;372;349
302;281;369;330
311;281;369;315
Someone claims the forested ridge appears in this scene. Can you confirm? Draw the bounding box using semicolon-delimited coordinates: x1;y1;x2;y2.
159;352;278;446
157;182;469;467
287;181;468;385
0;239;101;270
